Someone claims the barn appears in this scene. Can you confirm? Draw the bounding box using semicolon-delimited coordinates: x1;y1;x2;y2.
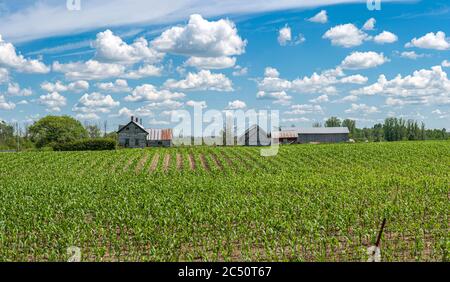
297;127;350;143
274;127;350;144
237;125;270;146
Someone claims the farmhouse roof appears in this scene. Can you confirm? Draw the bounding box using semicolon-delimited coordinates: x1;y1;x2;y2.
117;120;148;134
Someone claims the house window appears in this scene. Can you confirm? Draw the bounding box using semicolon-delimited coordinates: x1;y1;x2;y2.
125;139;130;146
135;139;139;146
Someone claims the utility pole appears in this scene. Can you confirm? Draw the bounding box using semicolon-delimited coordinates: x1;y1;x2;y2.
103;120;108;137
16;122;20;152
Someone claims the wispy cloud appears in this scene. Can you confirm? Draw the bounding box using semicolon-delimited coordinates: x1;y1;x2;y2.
0;0;409;42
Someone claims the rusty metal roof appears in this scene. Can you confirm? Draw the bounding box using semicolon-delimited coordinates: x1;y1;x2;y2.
273;127;349;138
272;131;298;139
146;128;173;141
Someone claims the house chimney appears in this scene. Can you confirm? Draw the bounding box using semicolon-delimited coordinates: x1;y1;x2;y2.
136;117;139;123
140;118;143;125
131;115;134;122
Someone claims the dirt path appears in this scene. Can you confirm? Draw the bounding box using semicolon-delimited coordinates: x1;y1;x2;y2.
209;152;224;171
149;153;160;172
228;150;251;169
135;152;149;173
188;153;196;170
123;155;137;172
220;151;234;167
199;154;210;172
111;155;125;172
176;153;183;170
163;154;171;173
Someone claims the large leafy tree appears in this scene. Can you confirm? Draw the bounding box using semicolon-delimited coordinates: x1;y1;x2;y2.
342;119;356;136
29;116;88;148
325;116;341;127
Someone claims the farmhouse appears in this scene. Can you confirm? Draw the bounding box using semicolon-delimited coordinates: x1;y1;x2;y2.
273;127;350;144
117;116;173;148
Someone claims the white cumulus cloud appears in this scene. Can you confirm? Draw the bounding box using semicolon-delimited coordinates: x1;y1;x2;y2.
6;82;32;96
184;56;236;69
345;103;379;115
351;65;450;106
123;64;163;79
37;92;67;112
278;25;292;46
362;18;376;31
307;10;328;24
323;23;369;48
405;31;450;50
341;51;389;70
226;100;247;110
96;79;131;93
152;14;246;58
125;84;185;102
40;80;89;93
164;70;233;92
374;31;398;44
399;51;425;60
0;95;15;110
93;29;164;64
442;60;450;67
186;100;207;109
0;34;49;73
73;92;120;114
52;60;125;80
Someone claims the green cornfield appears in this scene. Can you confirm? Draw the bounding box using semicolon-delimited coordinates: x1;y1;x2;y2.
0;141;448;262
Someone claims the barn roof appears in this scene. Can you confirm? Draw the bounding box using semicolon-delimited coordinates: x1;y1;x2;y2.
146;128;173;141
272;130;298;139
298;127;350;134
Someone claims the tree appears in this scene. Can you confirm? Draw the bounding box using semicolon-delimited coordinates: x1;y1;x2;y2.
342;119;356;137
312;122;322;128
373;123;384;142
325;117;341;127
0;121;15;149
86;124;102;139
29;116;88;148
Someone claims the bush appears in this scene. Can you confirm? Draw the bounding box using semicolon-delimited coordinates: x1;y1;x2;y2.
53;138;117;151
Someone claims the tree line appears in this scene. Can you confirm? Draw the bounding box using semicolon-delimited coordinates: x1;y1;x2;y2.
318;116;448;142
0;116;117;151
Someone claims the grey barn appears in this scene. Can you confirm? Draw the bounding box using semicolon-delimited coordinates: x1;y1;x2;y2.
274;127;350;144
297;127;350;143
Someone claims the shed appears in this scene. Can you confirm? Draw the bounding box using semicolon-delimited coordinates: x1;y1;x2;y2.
272;130;298;144
146;128;173;147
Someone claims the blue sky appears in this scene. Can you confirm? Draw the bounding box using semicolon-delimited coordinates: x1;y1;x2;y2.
0;0;449;131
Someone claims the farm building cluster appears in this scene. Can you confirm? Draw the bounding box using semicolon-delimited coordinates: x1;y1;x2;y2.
118;116;173;148
118;117;349;148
